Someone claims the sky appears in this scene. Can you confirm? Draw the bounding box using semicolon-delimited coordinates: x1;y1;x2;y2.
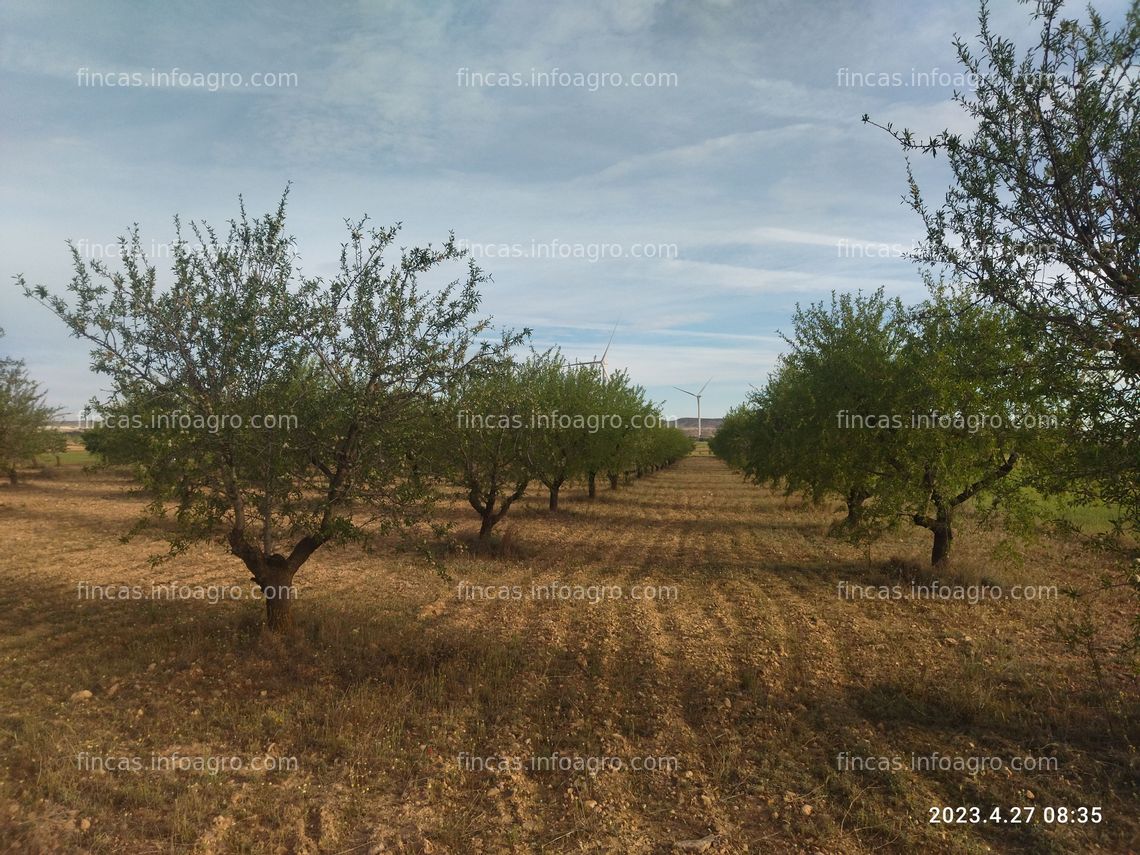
1;0;1130;422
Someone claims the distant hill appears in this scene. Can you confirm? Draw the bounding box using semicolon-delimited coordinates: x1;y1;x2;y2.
672;417;723;438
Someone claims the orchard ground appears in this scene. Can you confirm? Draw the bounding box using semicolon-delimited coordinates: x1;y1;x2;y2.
0;446;1136;853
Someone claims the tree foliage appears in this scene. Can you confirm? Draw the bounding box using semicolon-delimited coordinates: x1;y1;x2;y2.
866;0;1140;533
437;355;537;540
21;192;512;630
712;289;1070;566
435;354;692;537
0;329;65;484
21;192;693;630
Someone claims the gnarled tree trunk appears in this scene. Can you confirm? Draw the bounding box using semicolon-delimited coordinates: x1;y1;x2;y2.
469;481;529;540
911;452;1019;568
229;531;321;633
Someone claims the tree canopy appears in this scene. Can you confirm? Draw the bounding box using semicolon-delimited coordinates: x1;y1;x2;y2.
20;192;514;630
0;329;65;485
866;0;1140;534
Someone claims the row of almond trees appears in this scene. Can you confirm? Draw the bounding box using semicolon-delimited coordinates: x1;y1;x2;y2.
711;287;1076;568
441;351;692;538
18;193;690;631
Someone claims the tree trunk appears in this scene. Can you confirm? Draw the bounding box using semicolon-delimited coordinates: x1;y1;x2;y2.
479;513;496;539
844;488;869;527
466;486;493;540
930;511;953;567
229;530;322;634
549;480;563;511
7;466;17;485
915;452;1016;568
260;556;297;633
587;471;597;498
912;499;953;568
919;502;954;568
477;482;528;539
608;472;619;490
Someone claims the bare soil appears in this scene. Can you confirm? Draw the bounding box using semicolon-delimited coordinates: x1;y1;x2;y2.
0;454;1136;853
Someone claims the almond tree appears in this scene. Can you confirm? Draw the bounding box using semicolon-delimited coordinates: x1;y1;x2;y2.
438;356;535;539
886;291;1066;566
868;0;1140;533
20;192;510;631
523;352;596;511
708;404;758;472
634;422;693;473
586;371;654;490
775;289;909;528
714;289;1069;566
0;330;65;484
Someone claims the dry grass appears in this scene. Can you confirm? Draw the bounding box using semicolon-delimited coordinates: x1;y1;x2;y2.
0;452;1136;854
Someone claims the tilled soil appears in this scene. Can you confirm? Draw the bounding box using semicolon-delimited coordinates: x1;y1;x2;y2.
0;455;1136;853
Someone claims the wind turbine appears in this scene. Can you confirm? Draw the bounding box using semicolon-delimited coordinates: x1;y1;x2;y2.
673;378;712;439
572;323;617;381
